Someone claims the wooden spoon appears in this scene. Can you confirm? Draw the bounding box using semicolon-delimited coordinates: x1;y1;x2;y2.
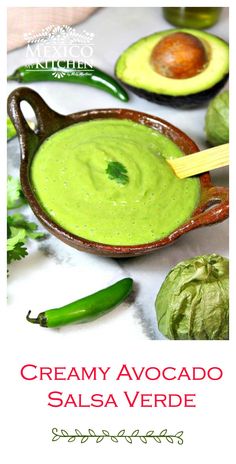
168;143;229;179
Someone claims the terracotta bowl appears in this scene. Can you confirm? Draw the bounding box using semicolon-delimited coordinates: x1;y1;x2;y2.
7;87;229;258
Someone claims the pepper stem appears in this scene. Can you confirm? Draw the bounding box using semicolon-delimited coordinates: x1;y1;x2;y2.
26;310;40;324
7;74;16;81
7;71;21;81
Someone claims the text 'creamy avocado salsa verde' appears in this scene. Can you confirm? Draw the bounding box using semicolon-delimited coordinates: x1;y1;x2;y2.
30;119;200;246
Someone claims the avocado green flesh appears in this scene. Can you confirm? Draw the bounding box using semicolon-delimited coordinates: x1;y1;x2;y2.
116;29;229;97
30;119;200;246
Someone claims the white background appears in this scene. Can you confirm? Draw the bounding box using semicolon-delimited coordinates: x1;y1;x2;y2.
1;1;235;463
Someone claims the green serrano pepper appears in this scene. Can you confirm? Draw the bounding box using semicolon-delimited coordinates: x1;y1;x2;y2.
26;277;133;328
7;61;129;102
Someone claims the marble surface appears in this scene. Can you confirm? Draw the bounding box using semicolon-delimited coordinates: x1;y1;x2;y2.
7;7;229;341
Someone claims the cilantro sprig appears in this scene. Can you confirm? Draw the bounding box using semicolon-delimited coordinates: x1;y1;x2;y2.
7;176;26;209
106;161;129;185
7;176;45;266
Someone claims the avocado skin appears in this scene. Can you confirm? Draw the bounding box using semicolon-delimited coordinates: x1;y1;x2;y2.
119;74;229;109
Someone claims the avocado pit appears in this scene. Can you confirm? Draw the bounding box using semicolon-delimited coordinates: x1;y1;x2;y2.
150;32;208;79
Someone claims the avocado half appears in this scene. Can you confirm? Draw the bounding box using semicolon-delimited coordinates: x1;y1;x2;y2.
115;29;229;109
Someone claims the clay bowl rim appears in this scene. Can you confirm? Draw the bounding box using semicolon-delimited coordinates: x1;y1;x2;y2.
7;87;229;258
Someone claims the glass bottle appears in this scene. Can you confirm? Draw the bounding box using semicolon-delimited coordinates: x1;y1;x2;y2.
163;7;222;29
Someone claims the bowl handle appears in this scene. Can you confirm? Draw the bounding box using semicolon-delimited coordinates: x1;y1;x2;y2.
193;185;229;226
7;87;66;143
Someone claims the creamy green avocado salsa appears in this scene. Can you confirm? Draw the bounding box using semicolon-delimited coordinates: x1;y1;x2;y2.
30;119;200;245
